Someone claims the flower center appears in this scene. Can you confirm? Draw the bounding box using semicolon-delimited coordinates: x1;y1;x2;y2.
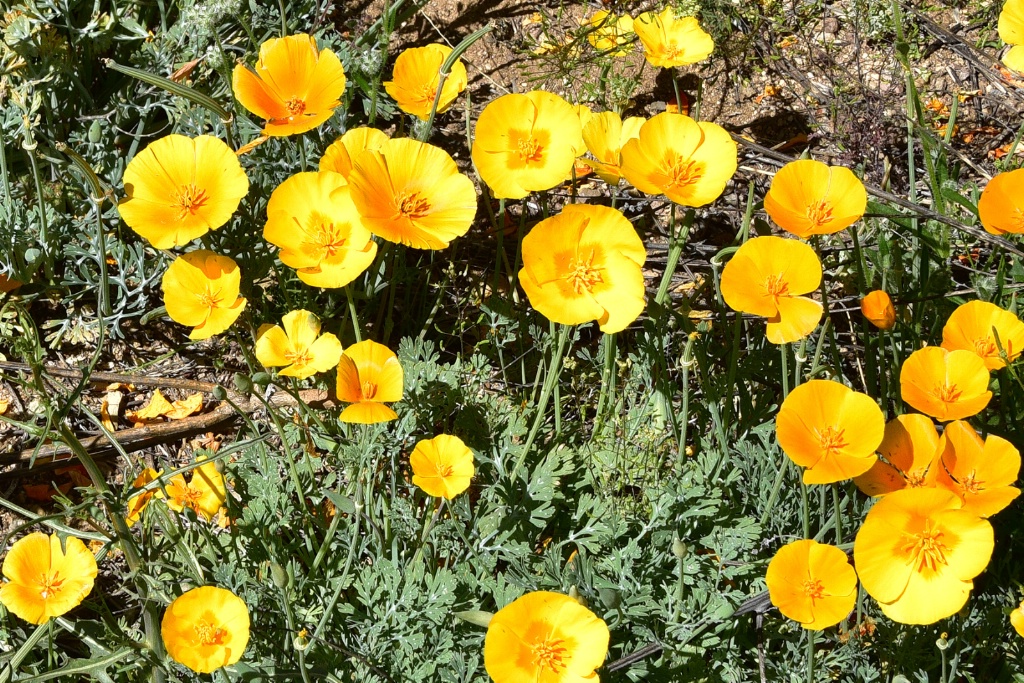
305;214;347;258
361;380;378;400
764;273;790;299
973;336;998;358
663;41;682;61
565;251;603;294
806;199;834;228
802;578;825;601
418;84;438;105
285;97;306;116
933;382;963;404
396;191;432;220
959;471;982;495
665;156;703;189
38;571;65;600
174;184;209;219
193;618;227;646
179;484;204;507
531;636;567;674
197;285;225;310
900;522;950;573
816;425;848;455
436;462;454;477
517;137;543;163
905;470;929;488
284;348;313;367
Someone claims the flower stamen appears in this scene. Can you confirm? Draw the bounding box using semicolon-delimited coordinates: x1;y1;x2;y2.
38;571;65;600
900;522;950;573
806;199;834;228
565;251;603;294
173;184;209;219
531;636;568;674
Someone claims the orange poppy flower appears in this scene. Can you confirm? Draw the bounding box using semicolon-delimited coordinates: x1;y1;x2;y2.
165;457;227;521
860;290;896;330
978;169;1024;235
484;591;609;683
763;159;867;238
900;346;992;422
320;127;389;179
765;540;857;630
336;340;404;424
720;236;823;344
776;379;885;484
853;414;941;497
620;112;737;206
118;135;249;249
854;487;993;624
126;467;162;526
162;586;250;673
410;434;475;499
255;309;343;379
941;300;1024;369
349;138;477;249
519;204;646;333
633;6;714;68
1000;0;1024;72
0;532;98;624
471;90;584;199
162;250;247;340
582;111;645;185
232;34;347;137
933;420;1021;517
384;44;468;120
585;10;635;56
263;171;377;288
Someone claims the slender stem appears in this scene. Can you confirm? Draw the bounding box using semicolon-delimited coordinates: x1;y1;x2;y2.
409;500;443;567
0;621;51;683
780;343;790;399
677;333;696;466
831;483;844;544
345;285;362;343
276;582;313;683
654;207;694;306
492;199;506;299
594;332;616;429
805;629;815;683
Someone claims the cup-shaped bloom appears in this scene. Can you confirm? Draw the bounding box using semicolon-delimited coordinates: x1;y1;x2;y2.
336;340;404;424
472;91;584;199
776;379;885;484
900;346;992;421
582;111;644;185
410;434;475;499
383;44;468;120
585;10;635;55
860;290;896;330
634;6;714;68
1000;0;1024;72
349;138;477;249
255;309;343;379
854;414;941;497
484;591;609;683
264;171;378;288
320;127;389;179
941;300;1024;370
162;586;250;673
162;250;247;341
763;160;867;238
720;236;823;344
118;135;249;249
765;540;857;630
126;467;162;526
620;112;737;206
165;458;227;521
519;204;646;333
0;532;97;624
933;420;1021;517
1012;600;1024;637
854;487;994;624
232;34;346;137
978;169;1024;235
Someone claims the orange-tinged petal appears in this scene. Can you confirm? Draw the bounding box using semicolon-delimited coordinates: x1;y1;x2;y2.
934;420;1021;517
320;127;389;178
861;290;896;330
410;434;475;499
384;44;468;120
190;296;246;341
900;346;992;421
255;325;293;369
721;236;822;320
766;295;822;345
634;7;714;68
162;586;250;674
764;160;867;238
978;169;1024;235
854;414;940;497
941;300;1024;369
162;251;246;339
335;340;403;424
766;540;856;630
339;402;399;424
0;533;97;624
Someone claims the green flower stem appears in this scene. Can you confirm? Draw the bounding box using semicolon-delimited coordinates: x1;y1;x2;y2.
23;138;51;280
275;582;312;683
312;482;362;641
345;285;362;343
508;198;529;302
654;207;695;307
805;629;815;683
409;499;444;568
249;391;314;524
594;332;617;430
677;332;697;466
419;25;492;142
832;483;844;545
0;621;51;683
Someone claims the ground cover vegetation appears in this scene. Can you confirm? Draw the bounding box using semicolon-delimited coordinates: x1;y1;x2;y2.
1;0;1024;680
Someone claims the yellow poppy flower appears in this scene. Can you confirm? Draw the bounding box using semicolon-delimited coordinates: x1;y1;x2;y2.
941;300;1024;370
484;591;609;683
232;34;347;137
0;532;98;625
765;540;857;630
162;250;247;341
410;434;475;499
1012;600;1024;637
900;346;992;422
519;204;646;333
255;309;343;379
320;127;389;179
633;6;714;68
471;90;584;199
165;458;227;521
720;236;823;344
860;290;896;330
854;487;994;625
978;169;1024;235
763;159;867;238
620;112;737;206
854;414;941;497
263;171;378;288
336;340;404;424
383;44;468;120
933;420;1021;517
582;111;645;185
348;138;477;249
126;467;162;526
162;586;250;674
118;135;249;249
999;0;1024;72
776;379;885;484
585;10;635;56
